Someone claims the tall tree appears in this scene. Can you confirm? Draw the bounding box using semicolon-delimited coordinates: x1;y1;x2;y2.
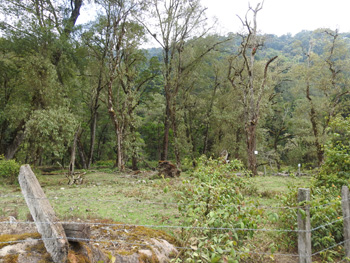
0;0;83;160
293;29;350;166
140;0;226;166
96;0;158;170
227;3;277;175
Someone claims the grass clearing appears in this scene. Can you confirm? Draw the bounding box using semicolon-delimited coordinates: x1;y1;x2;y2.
0;171;312;226
0;170;184;228
0;169;316;261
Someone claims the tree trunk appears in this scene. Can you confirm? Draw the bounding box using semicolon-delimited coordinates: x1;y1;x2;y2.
184;108;197;167
161;102;171;161
77;136;88;169
88;111;97;169
116;128;124;170
306;41;324;167
246;122;257;176
108;79;125;171
96;124;108;161
170;100;181;168
69;127;80;177
310;107;324;165
234;127;242;159
203;83;219;155
5;131;25;160
130;125;138;171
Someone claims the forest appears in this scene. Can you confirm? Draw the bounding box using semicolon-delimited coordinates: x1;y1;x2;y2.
1;0;350;175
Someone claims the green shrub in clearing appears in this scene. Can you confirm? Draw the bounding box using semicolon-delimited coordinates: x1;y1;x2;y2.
176;156;261;262
0;155;20;184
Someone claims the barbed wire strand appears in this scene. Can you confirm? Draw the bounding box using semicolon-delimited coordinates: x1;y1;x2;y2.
339;256;350;262
311;239;349;257
223;249;299;258
311;216;346;232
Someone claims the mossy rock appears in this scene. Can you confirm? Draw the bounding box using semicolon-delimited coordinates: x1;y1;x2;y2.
0;219;179;263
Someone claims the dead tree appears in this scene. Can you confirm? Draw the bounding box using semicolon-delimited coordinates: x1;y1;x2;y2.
228;2;277;176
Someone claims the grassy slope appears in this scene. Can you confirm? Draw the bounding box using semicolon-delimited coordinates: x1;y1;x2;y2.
0;171;311;224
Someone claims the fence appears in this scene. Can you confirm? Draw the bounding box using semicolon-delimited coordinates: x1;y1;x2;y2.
1;181;350;262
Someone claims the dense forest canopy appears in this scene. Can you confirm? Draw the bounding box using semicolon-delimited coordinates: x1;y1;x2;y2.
0;0;349;174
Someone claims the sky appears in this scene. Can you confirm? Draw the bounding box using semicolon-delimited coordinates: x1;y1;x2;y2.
201;0;350;36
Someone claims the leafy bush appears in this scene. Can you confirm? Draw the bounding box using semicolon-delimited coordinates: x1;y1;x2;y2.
279;116;350;261
176;156;261;262
0;155;20;184
278;185;343;261
314;116;350;188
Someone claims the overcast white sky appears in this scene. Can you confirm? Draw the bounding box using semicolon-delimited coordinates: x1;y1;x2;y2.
201;0;350;36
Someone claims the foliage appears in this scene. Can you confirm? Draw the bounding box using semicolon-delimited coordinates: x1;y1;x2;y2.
0;155;20;184
0;0;350;174
314;116;350;188
176;156;262;262
24;108;78;161
279;116;350;261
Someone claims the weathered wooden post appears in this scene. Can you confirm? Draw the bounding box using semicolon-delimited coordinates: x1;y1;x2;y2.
342;186;350;259
297;188;312;263
18;164;68;263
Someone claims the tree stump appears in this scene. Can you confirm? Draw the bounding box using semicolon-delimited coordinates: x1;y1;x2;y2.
157;161;181;177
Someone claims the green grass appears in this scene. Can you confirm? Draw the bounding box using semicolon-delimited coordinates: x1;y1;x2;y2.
0;171;313;224
0;170;183;227
247;175;312;206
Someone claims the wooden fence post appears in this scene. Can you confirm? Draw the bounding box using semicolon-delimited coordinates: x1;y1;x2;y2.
342;186;350;260
18;164;68;263
298;188;312;263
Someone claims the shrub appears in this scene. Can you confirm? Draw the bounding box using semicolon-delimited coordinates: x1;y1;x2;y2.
176;156;261;262
0;155;20;184
314;116;350;188
279;116;350;261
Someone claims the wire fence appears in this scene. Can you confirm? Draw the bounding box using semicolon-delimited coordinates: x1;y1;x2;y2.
1;192;350;262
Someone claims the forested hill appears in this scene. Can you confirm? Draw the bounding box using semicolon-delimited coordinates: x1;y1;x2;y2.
147;30;350;57
0;0;349;174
